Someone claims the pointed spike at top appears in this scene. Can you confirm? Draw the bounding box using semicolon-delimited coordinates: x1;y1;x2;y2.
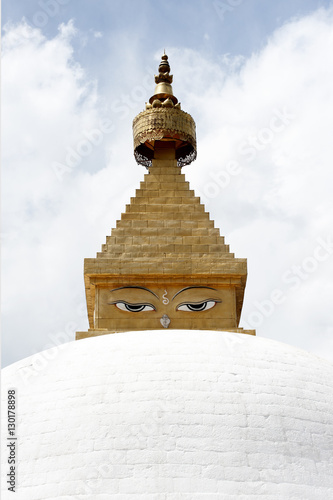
158;53;171;75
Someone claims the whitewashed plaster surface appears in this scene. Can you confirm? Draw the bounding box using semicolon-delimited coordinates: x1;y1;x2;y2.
1;330;333;499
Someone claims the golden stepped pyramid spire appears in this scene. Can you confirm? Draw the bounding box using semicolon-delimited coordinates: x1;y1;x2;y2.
77;54;254;340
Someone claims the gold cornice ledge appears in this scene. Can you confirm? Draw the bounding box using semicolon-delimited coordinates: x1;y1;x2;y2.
76;327;255;340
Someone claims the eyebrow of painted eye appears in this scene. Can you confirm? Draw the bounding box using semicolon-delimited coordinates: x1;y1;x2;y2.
172;286;217;301
110;286;159;299
108;300;155;306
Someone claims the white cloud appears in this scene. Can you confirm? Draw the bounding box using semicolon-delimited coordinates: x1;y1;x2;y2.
173;8;333;358
2;8;333;366
2;20;141;365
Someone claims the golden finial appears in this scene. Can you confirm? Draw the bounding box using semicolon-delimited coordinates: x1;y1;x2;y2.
158;53;171;75
132;53;197;168
147;53;175;104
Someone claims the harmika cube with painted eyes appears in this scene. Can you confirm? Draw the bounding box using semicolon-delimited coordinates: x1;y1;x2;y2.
97;285;228;331
76;55;254;340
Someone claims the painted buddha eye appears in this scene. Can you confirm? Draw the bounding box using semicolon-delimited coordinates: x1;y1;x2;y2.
177;300;218;312
114;301;155;313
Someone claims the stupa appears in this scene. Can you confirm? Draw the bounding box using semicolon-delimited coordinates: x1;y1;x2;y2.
1;55;332;499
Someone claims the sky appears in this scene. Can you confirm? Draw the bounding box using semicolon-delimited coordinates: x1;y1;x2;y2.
2;0;333;368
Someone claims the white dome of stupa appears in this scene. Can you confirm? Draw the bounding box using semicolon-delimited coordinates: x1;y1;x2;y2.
1;330;333;499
